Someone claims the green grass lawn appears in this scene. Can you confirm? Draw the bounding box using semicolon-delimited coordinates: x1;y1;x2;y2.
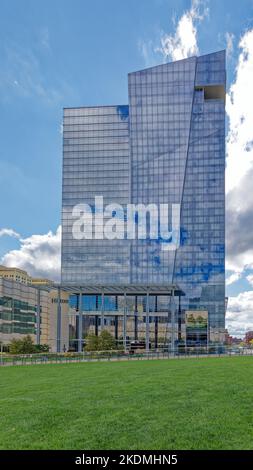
1;356;253;450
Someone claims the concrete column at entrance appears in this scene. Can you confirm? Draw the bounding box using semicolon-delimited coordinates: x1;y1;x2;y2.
145;290;150;352
36;288;41;346
155;315;158;350
101;290;105;331
114;315;118;340
123;290;127;352
57;287;61;353
95;315;98;336
78;291;83;352
170;289;176;355
154;296;158;350
178;294;182;341
134;295;138;341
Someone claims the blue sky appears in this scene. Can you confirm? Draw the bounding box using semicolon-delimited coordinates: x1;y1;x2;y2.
1;0;253;335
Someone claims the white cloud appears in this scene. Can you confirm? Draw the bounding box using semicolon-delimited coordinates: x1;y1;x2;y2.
226;29;253;194
226;29;253;274
246;275;253;286
225;32;234;59
226;248;253;273
138;0;208;67
226;271;241;286
226;291;253;337
1;226;61;282
0;228;20;239
156;0;208;61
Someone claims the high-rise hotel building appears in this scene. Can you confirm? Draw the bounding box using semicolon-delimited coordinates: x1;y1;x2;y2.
62;51;226;350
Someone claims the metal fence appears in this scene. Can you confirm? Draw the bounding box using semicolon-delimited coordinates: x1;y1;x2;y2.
1;347;253;367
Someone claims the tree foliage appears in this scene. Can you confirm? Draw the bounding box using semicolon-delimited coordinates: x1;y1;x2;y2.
85;330;116;351
85;333;100;351
99;330;116;350
9;335;49;354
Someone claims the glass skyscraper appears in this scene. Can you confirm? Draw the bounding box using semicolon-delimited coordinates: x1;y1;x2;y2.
62;51;226;349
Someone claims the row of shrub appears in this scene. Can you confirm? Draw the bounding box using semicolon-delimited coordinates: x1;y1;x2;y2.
3;332;238;356
3;331;122;355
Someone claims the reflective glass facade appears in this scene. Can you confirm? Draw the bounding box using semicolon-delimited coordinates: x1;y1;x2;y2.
62;105;130;284
62;51;226;343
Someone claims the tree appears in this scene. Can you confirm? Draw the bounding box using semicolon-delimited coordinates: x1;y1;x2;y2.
84;331;116;351
9;338;23;354
245;331;253;344
85;333;100;351
99;330;116;350
9;335;36;354
22;335;36;353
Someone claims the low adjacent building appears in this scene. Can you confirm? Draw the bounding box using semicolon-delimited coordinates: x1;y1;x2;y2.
0;268;69;352
0;265;32;285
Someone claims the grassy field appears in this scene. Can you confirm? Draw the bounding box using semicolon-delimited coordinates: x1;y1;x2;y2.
0;356;253;450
